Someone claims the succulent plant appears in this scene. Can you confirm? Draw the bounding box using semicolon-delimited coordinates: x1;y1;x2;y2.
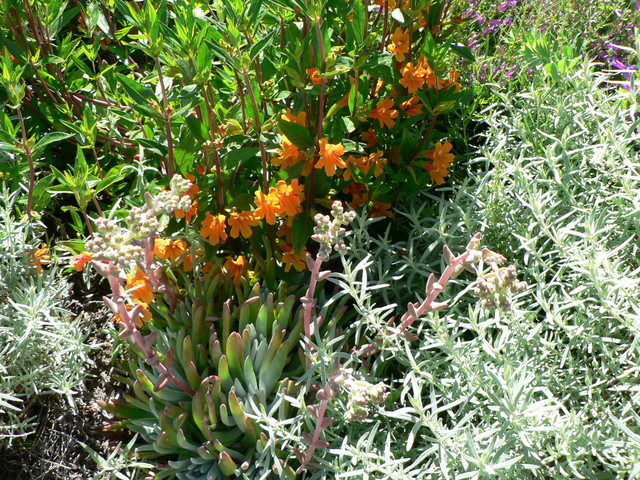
100;266;306;479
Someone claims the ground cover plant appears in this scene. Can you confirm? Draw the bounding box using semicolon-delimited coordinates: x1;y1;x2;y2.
1;0;640;479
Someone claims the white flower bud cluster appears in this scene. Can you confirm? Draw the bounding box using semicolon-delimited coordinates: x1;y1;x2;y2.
86;175;193;271
311;201;357;261
332;369;389;422
153;175;193;215
475;264;527;311
126;206;160;238
86;217;145;271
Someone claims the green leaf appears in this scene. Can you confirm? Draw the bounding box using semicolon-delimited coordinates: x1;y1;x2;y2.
278;120;314;150
362;54;396;84
116;73;160;118
223;147;259;170
292;210;314;253
399;128;418;162
449;43;476;63
31;174;56;212
218;451;237;476
348;1;365;47
31;132;73;159
249;30;276;64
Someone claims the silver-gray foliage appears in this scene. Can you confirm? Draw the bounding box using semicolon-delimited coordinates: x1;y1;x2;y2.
301;56;640;479
0;185;91;446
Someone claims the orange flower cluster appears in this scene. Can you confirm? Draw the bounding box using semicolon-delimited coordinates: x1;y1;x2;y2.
424;141;455;185
223;255;248;284
273;110;312;174
401;96;423;117
306;67;323;85
30;244;50;274
343;151;387;182
399;56;437;94
281;109;307;126
316;139;346;177
280;244;308;272
228;210;259;239
440;68;462;92
201;213;228;245
272;135;307;171
388;27;410;62
70;252;92;271
154;238;193;271
369;98;399;129
121;267;154;327
254;179;305;224
197;178;305;277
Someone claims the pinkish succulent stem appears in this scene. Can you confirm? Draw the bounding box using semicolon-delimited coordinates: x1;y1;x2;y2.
398;249;472;332
301;254;324;370
111;295;195;395
297;377;338;474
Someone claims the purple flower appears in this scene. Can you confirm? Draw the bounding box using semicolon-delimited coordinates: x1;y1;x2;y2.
482;19;502;36
497;0;518;12
611;59;628;70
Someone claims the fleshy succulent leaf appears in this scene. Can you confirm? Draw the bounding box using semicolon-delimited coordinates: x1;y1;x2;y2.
228;390;247;432
185;360;203;390
226;332;246;384
218;355;233;392
218;449;238;476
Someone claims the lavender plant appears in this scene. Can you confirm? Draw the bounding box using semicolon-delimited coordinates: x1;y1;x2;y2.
0;185;90;445
323;51;640;479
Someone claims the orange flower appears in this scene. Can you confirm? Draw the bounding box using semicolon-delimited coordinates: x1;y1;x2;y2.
388;27;410;62
223;255;247;285
417;55;438;89
200;212;228;245
369;98;398;129
154;238;190;268
361;128;378;148
175;199;198;223
369;150;387;177
272;135;306;170
70;252;92;272
281;109;307;126
30;244;50;274
126;268;154;305
349;191;370;210
181;254;194;272
316;138;346;177
399;62;427;93
424;141;455;185
370;201;393;218
306;67;323;85
401;96;423;117
281;244;307;272
342;155;367;182
275;179;304;217
254;189;282;225
228;210;259;239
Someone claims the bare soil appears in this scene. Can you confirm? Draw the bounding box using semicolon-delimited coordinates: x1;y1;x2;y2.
0;290;131;480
